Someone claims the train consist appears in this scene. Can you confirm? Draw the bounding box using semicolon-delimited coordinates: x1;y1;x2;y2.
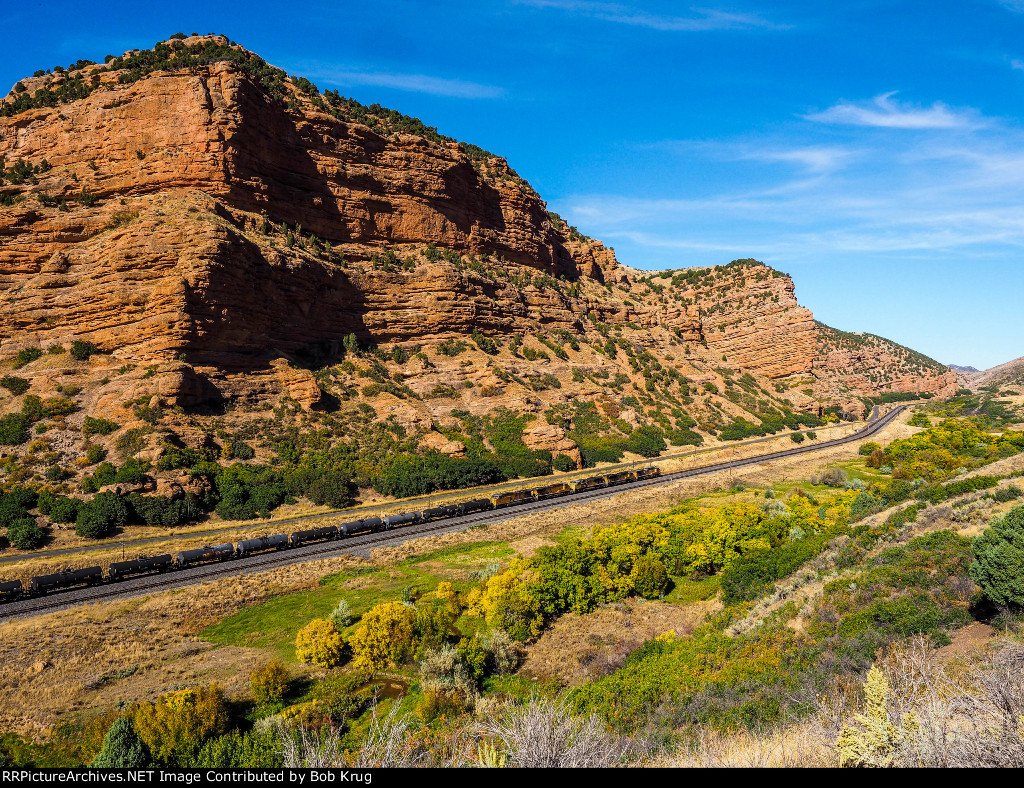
0;466;660;603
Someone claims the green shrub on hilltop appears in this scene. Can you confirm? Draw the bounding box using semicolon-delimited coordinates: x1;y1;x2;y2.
0;414;30;445
0;376;30;395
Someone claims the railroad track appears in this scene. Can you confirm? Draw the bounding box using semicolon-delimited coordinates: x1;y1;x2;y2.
0;405;905;621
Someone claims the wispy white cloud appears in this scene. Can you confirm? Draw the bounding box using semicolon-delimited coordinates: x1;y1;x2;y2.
520;1;786;31
804;91;983;130
997;0;1024;12
299;67;504;99
1011;58;1024;71
557;111;1024;266
736;145;855;174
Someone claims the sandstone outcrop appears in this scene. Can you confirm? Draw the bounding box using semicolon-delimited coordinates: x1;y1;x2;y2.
0;37;954;473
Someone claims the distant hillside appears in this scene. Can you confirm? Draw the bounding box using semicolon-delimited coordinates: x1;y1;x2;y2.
0;34;958;509
973;356;1024;389
806;322;955;413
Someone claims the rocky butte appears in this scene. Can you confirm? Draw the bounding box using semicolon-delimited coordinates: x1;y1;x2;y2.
0;35;957;489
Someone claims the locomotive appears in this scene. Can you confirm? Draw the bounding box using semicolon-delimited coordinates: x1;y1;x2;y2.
1;465;660;602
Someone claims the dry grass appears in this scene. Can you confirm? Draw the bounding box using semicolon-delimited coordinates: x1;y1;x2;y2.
519;597;720;686
0;553;366;735
0;408;921;741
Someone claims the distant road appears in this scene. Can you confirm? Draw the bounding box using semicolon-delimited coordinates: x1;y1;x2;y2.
0;405;906;621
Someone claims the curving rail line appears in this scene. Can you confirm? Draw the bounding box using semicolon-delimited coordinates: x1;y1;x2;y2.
0;405;906;621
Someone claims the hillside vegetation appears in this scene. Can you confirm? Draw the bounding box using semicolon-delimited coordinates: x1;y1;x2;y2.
3;409;1024;767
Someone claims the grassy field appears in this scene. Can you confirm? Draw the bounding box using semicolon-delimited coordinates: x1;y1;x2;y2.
202;540;515;663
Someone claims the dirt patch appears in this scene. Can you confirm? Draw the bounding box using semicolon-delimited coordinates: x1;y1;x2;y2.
507;535;556;559
518;597;720;686
935;621;996;663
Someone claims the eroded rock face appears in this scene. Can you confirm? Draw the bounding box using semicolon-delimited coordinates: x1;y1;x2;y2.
0;44;950;432
810;322;958;411
522;421;582;468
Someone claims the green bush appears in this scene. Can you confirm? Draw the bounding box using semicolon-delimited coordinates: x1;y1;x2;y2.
721;538;822;603
214;464;288;520
12;347;42;368
969;504;1024;607
75;492;128;538
375;453;505;498
184;729;280;769
70;340;100;361
305;470;357;509
82;416;120;437
0;376;29;395
631;556;669;599
91;717;151;768
0;488;36;529
859;442;881;456
7;517;45;550
37;491;81;523
229;441;255;460
127;494;197;527
849;491;879;521
0;414;29;445
552;454;576;472
114;458;151;485
790;432;805;443
626;426;667;458
994;485;1023;503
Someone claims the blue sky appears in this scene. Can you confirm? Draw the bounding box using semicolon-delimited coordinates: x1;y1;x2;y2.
3;1;1023;369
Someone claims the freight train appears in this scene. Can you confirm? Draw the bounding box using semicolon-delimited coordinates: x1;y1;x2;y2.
0;465;660;602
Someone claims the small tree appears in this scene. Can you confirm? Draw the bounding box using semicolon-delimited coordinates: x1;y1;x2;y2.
250;661;288;705
295;619;346;668
482;629;522;675
970;504;1024;607
8;517;45;550
92;717;151;768
329;598;353;628
630;555;668;599
552;454;575;472
76;492;128;538
349;601;417;671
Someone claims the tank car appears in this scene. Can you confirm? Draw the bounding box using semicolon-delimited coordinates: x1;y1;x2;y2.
30;566;102;595
383;511;418;530
458;498;494;515
0;579;23;602
290;525;339;546
175;543;234;568
421;504;460;522
108;554;173;580
235;534;289;557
